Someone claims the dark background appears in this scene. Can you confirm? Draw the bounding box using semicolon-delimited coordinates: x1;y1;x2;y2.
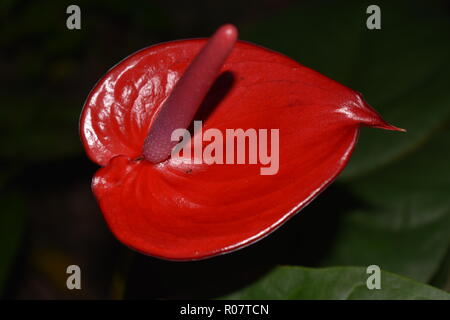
1;0;449;299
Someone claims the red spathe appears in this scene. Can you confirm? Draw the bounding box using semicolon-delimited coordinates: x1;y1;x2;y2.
80;39;399;260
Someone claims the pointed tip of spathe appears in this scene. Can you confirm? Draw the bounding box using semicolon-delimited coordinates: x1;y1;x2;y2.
355;109;407;133
373;122;407;133
355;97;406;133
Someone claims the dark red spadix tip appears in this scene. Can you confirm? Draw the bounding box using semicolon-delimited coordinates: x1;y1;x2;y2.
142;24;238;163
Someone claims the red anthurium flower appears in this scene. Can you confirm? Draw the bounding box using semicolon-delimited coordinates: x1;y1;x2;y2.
80;25;403;260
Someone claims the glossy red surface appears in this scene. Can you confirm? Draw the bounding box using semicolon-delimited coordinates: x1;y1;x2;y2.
143;24;237;163
80;38;400;260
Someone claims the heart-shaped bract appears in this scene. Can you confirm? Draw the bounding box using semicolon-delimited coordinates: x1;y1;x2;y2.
80;26;401;260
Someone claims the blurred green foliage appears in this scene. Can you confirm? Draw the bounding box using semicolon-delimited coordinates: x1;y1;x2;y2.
323;127;450;282
0;193;26;294
223;266;450;299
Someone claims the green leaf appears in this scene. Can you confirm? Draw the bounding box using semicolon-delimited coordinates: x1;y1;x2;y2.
223;266;450;300
323;128;450;282
0;193;26;295
242;0;450;179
